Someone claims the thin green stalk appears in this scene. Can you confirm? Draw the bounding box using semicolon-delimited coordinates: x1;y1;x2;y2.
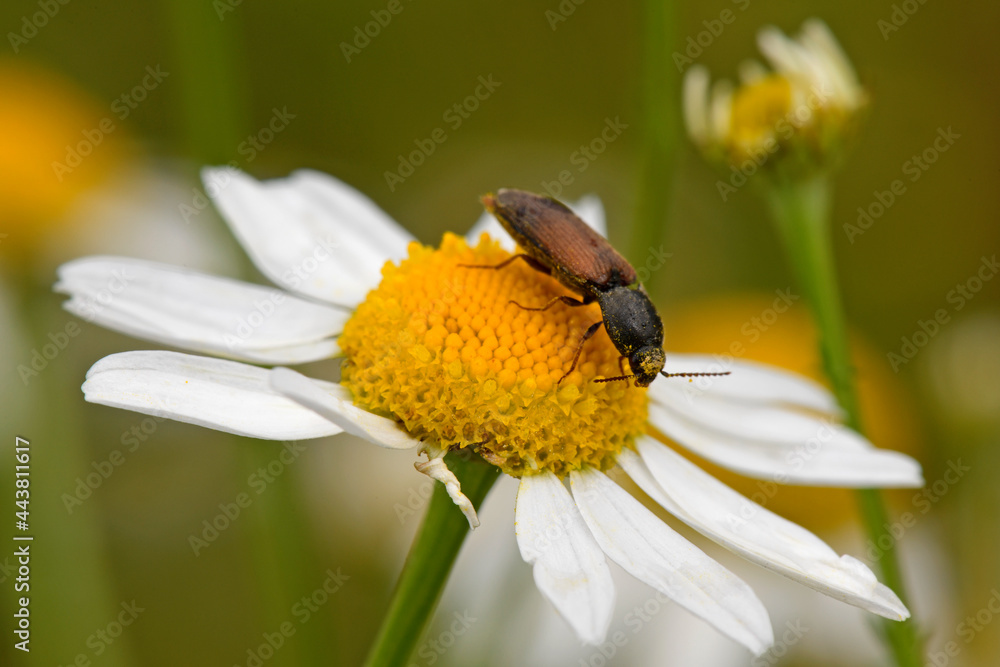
161;0;248;162
240;439;333;667
630;0;678;300
363;453;501;667
765;175;923;667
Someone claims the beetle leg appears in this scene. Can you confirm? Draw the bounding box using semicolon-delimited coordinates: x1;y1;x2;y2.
618;355;629;376
557;320;604;384
509;294;590;312
458;253;551;275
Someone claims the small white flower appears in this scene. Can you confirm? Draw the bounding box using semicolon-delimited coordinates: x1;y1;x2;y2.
57;166;922;656
684;19;866;170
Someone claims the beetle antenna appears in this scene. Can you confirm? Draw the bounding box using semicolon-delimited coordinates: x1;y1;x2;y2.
595;374;634;384
659;371;731;379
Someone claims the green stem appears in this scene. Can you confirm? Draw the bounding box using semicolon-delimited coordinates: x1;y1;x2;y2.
765;176;923;667
630;0;678;300
363;453;500;667
162;0;249;162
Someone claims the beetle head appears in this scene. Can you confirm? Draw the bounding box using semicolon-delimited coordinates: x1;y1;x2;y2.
629;346;665;387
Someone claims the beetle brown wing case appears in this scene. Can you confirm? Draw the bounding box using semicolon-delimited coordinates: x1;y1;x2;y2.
486;189;637;292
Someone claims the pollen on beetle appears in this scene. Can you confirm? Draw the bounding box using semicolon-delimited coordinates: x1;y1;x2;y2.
338;233;648;478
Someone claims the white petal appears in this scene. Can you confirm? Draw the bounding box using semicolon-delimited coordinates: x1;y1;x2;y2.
570;469;773;655
466;207;514;251
204;167;413;307
567;195;607;238
738;59;769;85
56;256;347;364
654;383;863;447
646;401;923;487
515;473;615;645
653;353;840;414
269;367;419;450
465;194;608;251
621;441;911;620
682;65;711;145
83;351;341;440
800;19;864;110
709;79;734;144
757;26;807;78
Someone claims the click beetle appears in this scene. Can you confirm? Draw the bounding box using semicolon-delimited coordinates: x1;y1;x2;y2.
466;188;728;387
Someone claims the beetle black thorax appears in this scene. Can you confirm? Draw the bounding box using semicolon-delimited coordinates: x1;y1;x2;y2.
595;285;664;358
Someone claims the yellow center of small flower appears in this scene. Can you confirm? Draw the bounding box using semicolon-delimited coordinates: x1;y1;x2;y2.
339;233;648;478
728;75;794;157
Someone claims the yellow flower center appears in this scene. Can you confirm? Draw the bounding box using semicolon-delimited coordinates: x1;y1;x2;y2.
728;75;794;157
339;233;648;477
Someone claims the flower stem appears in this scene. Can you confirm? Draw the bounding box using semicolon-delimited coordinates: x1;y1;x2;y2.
765;175;923;667
630;0;678;299
363;452;501;667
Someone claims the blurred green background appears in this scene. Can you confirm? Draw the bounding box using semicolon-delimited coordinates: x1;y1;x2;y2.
1;0;998;665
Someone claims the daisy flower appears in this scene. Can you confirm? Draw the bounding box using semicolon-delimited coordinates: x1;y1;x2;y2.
683;18;866;175
57;166;922;656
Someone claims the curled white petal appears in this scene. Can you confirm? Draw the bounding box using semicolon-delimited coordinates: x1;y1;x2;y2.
415;453;479;528
204;167;412;307
570;469;773;655
269;366;419;450
620;441;911;620
82;351;341;440
57;256;347;364
515;472;615;645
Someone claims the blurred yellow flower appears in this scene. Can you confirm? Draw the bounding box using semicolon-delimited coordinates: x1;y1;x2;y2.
0;61;125;260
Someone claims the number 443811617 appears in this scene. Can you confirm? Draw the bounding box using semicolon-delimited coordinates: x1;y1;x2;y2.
15;437;29;530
